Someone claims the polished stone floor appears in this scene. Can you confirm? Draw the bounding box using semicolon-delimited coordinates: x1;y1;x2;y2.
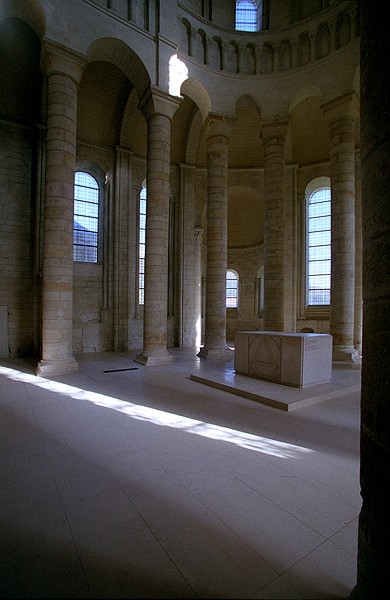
0;347;361;598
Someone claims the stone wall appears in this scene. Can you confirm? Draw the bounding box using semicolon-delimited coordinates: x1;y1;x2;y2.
0;120;36;356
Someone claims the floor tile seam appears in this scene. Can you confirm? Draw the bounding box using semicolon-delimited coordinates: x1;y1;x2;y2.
27;382;132;491
290;430;360;461
294;427;358;454
115;480;199;598
47;372;164;430
77;376;283;451
284;410;304;450
121;459;281;576
279;466;360;497
130;406;358;489
174;485;280;577
160;465;333;567
152;429;297;487
165;401;359;473
198;500;327;595
55;479;162;554
143;445;246;504
247;570;302;599
238;474;357;542
225;471;360;537
295;530;359;568
275;471;361;513
231;466;356;507
326;517;361;560
24;383;65;463
28;404;93;598
0;377;36;405
247;531;350;600
148;438;298;500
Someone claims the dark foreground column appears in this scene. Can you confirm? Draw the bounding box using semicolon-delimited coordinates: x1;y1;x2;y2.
349;1;390;597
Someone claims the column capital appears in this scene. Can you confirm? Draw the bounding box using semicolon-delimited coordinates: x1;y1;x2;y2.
321;91;359;122
203;113;236;141
138;87;181;121
261;115;289;141
41;41;86;84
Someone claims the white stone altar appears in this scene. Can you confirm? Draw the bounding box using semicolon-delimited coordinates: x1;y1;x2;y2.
234;331;332;388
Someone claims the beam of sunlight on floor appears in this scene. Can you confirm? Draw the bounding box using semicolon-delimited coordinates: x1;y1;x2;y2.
0;366;313;458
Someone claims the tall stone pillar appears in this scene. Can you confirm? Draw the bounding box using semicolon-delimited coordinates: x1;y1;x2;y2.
322;92;360;362
194;227;203;349
261;116;289;332
179;163;201;348
135;90;179;366
113;146;132;352
349;2;390;597
354;150;363;356
198;116;234;359
36;45;85;377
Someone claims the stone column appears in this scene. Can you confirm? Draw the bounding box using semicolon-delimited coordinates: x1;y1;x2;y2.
261;116;289;332
354;150;363;356
36;45;85;377
349;2;390;597
194;227;203;349
113;146;132;352
179;163;201;348
322;92;360;362
198;116;234;359
135;90;179;366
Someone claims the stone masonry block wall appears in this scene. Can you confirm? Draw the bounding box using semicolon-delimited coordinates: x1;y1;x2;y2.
227;245;263;340
73;263;107;353
0;121;35;356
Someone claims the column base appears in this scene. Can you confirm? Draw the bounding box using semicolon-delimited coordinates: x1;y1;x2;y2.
197;345;233;360
332;345;361;364
35;357;79;377
134;351;175;366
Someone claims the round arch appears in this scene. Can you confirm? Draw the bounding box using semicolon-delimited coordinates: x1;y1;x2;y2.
289;83;323;114
0;0;45;37
181;78;212;123
86;37;151;105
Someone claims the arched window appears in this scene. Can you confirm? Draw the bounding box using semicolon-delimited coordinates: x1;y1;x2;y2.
307;185;331;305
138;186;147;305
226;269;239;308
73;171;100;263
236;0;259;32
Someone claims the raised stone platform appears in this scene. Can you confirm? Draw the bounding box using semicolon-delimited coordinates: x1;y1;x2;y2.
190;360;360;411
